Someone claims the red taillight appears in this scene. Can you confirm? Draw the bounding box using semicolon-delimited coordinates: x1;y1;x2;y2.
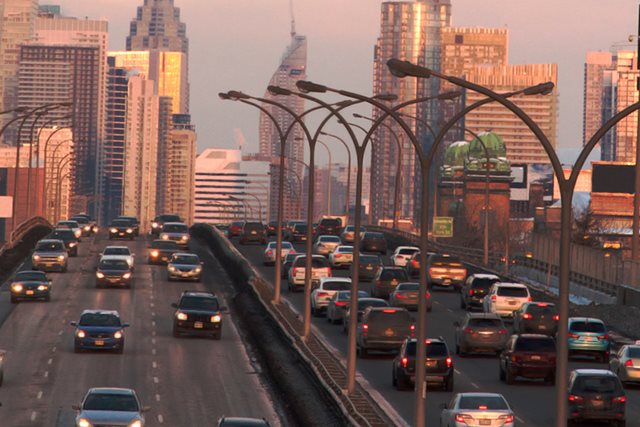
395;293;406;299
491;295;497;301
469;289;473;296
498;328;508;335
401;357;408;368
317;292;329;297
410;324;416;331
455;414;471;423
536;303;549;307
463;327;474;334
612;395;627;403
478;405;488;410
335;301;348;307
498;415;514;423
553;314;560;321
362;323;368;337
625;359;634;367
445;356;453;368
426;293;431;299
292;267;298;275
598;334;609;341
523;313;533;320
511;354;518;363
527;296;533;301
568;395;584;403
568;332;579;339
266;250;273;255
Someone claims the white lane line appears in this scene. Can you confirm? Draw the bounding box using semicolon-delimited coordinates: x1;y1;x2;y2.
155;394;161;402
454;369;461;374
516;416;525;424
44;371;49;378
52;346;56;353
58;330;63;336
30;411;37;422
151;320;156;327
447;308;453;313
151;312;156;317
152;361;157;369
151;338;156;345
434;301;441;305
470;381;479;389
151;330;156;337
37;391;43;399
153;376;159;384
47;358;52;365
150;302;154;308
157;414;164;423
152;348;156;355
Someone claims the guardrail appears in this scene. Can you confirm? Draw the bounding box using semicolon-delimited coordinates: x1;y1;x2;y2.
0;216;52;257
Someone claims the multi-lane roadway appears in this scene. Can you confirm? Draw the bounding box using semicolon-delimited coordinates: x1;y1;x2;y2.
0;231;280;426
227;236;640;426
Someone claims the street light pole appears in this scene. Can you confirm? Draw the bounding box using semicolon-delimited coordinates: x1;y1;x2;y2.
320;131;352;221
632;8;640;286
318;140;332;216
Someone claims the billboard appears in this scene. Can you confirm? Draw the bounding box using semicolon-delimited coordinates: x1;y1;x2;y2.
592;163;635;194
510;163;553;201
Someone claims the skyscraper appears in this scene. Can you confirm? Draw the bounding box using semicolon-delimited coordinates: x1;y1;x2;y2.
259;24;307;221
371;0;451;225
583;51;614;153
610;51;638;163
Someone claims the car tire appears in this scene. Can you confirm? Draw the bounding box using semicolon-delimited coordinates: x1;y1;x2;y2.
505;367;515;385
115;346;124;354
62;265;68;273
172;329;180;338
546;372;556;386
600;352;609;364
460;298;466;309
396;372;409;391
392;367;397;387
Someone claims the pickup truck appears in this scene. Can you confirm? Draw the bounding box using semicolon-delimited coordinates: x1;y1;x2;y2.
426;254;467;290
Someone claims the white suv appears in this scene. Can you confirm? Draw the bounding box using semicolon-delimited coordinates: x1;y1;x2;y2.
391;246;420;267
310;277;351;316
483;283;531;317
287;255;332;292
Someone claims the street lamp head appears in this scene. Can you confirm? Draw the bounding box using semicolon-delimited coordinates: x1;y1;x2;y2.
523;81;555;96
218;92;232;100
437;91;462;100
373;93;398;102
334;100;354;108
227;90;251;100
59;102;73;107
353;113;365;119
296;80;328;93
267;85;292;96
14;106;30;113
386;58;431;78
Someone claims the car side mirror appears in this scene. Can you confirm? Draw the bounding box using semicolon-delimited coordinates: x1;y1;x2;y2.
123;323;130;328
200;262;204;266
171;303;178;308
70;321;77;326
71;404;81;411
141;406;151;413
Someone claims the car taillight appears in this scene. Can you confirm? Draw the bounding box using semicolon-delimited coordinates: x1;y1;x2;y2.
568;395;584;403
335;301;348;307
463;327;474;334
328;268;333;277
523;313;533;320
335;254;342;258
612;396;627;403
498;415;514;423
317;292;329;297
498;328;508;334
568;332;579;339
527;296;532;301
412;260;419;267
491;295;497;300
363;324;368;337
625;359;634;367
375;280;382;287
267;250;273;255
395;293;406;299
598;334;609;341
468;289;473;296
455;414;471;423
445;356;453;368
401;357;408;368
410;324;416;331
553;314;560;321
511;354;519;363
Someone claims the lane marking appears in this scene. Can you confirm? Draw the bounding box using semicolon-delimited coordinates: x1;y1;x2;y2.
152;348;156;355
151;320;156;327
37;391;43;399
47;358;52;365
155;394;161;402
158;414;164;424
516;416;525;424
470;381;479;389
152;361;157;369
151;330;156;337
153;376;159;384
150;302;154;308
447;308;453;313
43;371;49;378
454;369;461;374
30;411;37;422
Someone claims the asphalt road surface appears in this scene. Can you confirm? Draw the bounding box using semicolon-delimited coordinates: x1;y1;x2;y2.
0;231;280;427
230;236;640;427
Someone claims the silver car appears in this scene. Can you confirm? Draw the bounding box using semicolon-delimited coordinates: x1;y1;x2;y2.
167;253;202;281
311;277;351;316
32;239;68;272
388;282;432;312
610;343;640;386
326;290;369;324
313;235;341;256
340;225;365;243
100;246;135;269
159;222;190;248
263;241;295;265
328;245;353;268
454;313;509;356
74;387;148;427
439;392;515;427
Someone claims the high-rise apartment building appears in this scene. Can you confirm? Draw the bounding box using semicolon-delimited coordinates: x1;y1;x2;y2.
259;24;307;222
371;0;451;225
583;52;614;153
611;51;638;163
464;64;558;164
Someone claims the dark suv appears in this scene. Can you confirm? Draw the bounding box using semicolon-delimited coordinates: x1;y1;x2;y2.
513;302;559;336
148;239;180;264
289;223;308;242
151;213;182;235
48;228;79;256
316;217;342;236
392;337;454;391
499;334;557;385
239;222;266;245
116;216;140;236
172;291;226;339
460;273;501;310
356;307;415;358
372;266;409;299
360;232;387;255
108;218;135;240
568;369;626;427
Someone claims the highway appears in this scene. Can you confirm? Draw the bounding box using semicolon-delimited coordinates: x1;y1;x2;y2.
229;236;640;426
0;232;280;426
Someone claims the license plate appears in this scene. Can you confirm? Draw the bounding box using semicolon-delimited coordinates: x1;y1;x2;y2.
539;325;547;330
391;279;398;286
508;300;517;305
584;336;593;342
194;322;204;329
443;279;451;284
26;290;34;295
251;231;256;235
531;355;541;360
384;328;395;337
591;399;604;407
95;340;104;346
479;420;491;426
425;360;437;367
366;266;373;270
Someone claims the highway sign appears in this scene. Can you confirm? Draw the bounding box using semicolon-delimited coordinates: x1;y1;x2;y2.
433;216;453;238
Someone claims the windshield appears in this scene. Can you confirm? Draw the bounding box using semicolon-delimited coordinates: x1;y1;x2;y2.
50;230;74;239
36;241;64;252
15;271;47;282
153;241;178;250
364;232;384;239
367;310;412;326
320;236;341;242
103;248;130;256
406;341;448;357
117;217;137;225
99;259;130;270
380;269;408;281
284;254;298;263
459;395;508;410
574;376;621;394
338;246;353;253
70;217;89;224
179;296;219;311
172;255;199;265
159;215;181;222
322;281;351;291
497;286;529;298
281;242;293;249
515;338;556;352
360;255;381;264
468;318;504;328
570;321;606;333
83;393;138;412
628;347;640;358
472;278;500;289
111;220;129;227
294;257;329;268
396;283;419;291
79;313;121;327
163;224;188;233
58;221;78;228
525;304;557;315
294;224;308;232
398;248;419;255
358;299;389;310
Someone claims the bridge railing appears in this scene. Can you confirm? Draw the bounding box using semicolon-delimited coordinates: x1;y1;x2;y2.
0;216;52;257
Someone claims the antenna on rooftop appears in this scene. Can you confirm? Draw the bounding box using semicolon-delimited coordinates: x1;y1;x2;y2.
289;0;296;38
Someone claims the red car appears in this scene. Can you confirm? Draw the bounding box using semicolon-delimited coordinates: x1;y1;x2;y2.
228;221;245;238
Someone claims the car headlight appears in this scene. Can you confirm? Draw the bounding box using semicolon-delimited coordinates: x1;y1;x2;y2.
181;235;189;241
76;330;86;338
93;226;99;232
110;228;117;233
161;234;169;240
96;272;105;279
12;284;23;292
150;250;159;257
211;315;221;323
122;272;132;279
33;254;41;261
69;242;77;247
74;230;82;238
83;226;91;231
194;267;202;273
176;312;188;321
114;330;123;339
37;285;47;291
129;420;142;427
77;418;91;427
152;222;159;228
168;265;176;272
57;255;65;261
126;228;133;233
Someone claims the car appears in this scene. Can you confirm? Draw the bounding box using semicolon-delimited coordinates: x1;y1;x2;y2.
426;253;467;290
371;266;409;299
460;273;501;310
310;277;351;316
454;313;509;356
388;282;432;312
100;246;135;269
148;239;180;264
328;245;353;268
56;220;82;240
239;222;266;245
499;334;557;385
9;270;52;303
288;222;308;242
568;317;611;363
359;231;387;255
343;297;390;333
610;344;640;386
405;251;423;279
265;220;279;236
313;235;342;256
391;246;420;267
340;225;365;244
48;228;79;256
439;393;515;427
167;252;203;281
73;388;148;427
287;255;331;292
71;310;129;353
0;349;4;386
483;282;531;317
116;215;140;236
281;253;299;279
69;215;95;236
108;218;135;240
326;290;369;324
172;291;226;339
160;222;190;248
263;241;295;265
217;417;271;427
31;239;68;272
567;369;626;427
352;254;383;281
392;337;454;391
228;220;245;238
284;220;304;236
356;306;415;358
316;217;342;236
513;302;559;335
151;213;182;235
95;256;133;288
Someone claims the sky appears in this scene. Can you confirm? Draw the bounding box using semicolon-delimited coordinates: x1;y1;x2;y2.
54;0;640;165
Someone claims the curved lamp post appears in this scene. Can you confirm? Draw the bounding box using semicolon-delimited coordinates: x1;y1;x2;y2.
319;131;352;221
317;139;332;216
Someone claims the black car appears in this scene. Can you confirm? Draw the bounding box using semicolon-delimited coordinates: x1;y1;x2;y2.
96;257;133;288
69;215;94;236
499;334;557;385
371;266;409;299
392;337;454;391
356;306;415;357
115;216;140;237
343;297;390;334
108;218;135;240
281;253;299;279
568;369;626;426
10;270;52;303
513;302;559;336
172;291;226;339
316;217;342;236
151;213;182;236
70;213;98;234
360;232;387;255
148;239;180;264
352;254;383;281
71;310;129;353
289;223;308;242
239;222;266;245
460;273;501;310
266;221;280;236
48;228;79;256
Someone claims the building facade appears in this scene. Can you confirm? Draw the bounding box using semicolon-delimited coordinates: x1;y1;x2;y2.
583;51;614;156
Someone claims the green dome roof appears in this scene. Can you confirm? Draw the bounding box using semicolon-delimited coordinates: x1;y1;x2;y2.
468;131;507;159
443;141;469;167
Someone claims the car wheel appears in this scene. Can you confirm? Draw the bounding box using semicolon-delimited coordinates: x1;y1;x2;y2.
172;328;180;338
505;367;515;385
74;346;81;353
115;346;124;354
396;372;409;391
445;375;454;392
601;352;609;364
62;265;67;273
546;372;556;386
392;368;397;387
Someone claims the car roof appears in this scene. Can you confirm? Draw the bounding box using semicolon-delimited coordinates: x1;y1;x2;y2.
172;252;198;257
367;306;407;312
80;309;120;317
293;254;326;260
99;255;131;261
163;222;187;227
181;290;216;298
569;317;604;323
396;246;419;251
471;273;501;279
466;312;502;319
494;282;527;288
381;266;405;271
319;277;351;284
152;239;177;244
572;369;617;377
218;417;270;426
88;387;135;395
103;246;130;251
37;239;65;245
318;235;339;239
455;392;506;398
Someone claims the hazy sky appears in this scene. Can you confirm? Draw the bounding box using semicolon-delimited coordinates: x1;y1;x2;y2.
54;0;639;165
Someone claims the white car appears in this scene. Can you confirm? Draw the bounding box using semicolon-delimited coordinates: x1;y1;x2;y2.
483;282;531;318
328;245;353;268
287;255;332;292
391;246;420;267
263;241;295;265
100;246;135;269
311;277;352;316
439;392;515;427
313;235;342;256
74;387;148;427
